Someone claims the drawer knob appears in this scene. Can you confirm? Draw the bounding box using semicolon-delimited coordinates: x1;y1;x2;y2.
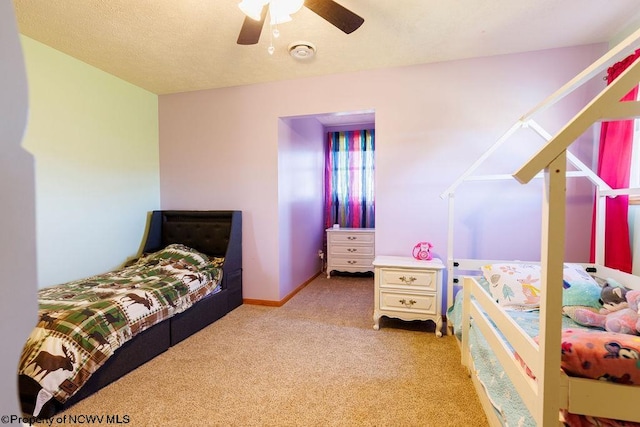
347;248;357;252
399;276;417;284
347;260;357;264
399;299;417;307
347;236;357;240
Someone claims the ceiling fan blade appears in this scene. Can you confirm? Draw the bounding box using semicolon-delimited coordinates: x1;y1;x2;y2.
237;5;267;45
305;0;364;34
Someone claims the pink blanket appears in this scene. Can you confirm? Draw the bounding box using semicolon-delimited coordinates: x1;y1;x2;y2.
554;329;640;426
516;329;640;425
559;328;640;385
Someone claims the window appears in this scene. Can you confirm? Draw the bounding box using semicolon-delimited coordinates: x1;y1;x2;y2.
324;129;375;229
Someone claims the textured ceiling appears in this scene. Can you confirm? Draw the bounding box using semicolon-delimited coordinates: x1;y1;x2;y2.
12;0;640;95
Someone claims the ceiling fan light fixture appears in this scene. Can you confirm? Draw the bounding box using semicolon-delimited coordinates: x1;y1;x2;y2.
237;0;364;47
238;0;268;21
288;42;316;60
268;0;304;25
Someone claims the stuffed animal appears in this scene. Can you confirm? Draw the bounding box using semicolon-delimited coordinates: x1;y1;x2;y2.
599;282;629;314
572;289;640;335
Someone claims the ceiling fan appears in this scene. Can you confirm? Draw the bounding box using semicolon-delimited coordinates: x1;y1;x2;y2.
237;0;364;45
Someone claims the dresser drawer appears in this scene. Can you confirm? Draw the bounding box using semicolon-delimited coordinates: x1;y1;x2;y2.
380;269;438;291
329;245;375;257
330;256;374;268
328;232;374;245
379;290;437;315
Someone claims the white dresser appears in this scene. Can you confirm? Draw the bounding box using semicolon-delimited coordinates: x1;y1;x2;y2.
372;256;445;337
326;228;375;278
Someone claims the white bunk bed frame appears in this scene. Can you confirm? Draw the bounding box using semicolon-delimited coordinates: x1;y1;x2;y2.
442;28;640;426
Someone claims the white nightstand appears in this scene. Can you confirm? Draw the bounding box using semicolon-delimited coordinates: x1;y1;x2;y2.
326;228;375;278
372;256;445;337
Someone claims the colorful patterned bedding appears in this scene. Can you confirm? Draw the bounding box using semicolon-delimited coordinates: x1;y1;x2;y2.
449;290;580;426
19;244;223;415
449;284;640;426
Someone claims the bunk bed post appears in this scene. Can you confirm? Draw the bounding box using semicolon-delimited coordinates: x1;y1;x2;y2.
461;277;471;367
446;192;455;335
594;188;606;265
538;152;567;426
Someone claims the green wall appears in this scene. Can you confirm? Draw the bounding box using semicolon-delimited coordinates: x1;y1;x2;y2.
20;36;160;287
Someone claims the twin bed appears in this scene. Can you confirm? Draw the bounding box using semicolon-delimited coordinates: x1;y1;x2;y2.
444;29;640;426
448;261;640;426
18;210;242;418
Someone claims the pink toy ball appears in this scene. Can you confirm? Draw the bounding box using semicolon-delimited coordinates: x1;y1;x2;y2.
412;242;433;261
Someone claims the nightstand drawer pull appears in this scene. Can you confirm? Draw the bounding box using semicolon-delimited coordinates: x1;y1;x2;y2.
399;299;417;307
399;276;417;284
347;236;357;240
347;248;357;252
347;260;357;264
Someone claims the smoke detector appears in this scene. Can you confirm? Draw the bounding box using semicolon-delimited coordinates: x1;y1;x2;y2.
288;42;316;60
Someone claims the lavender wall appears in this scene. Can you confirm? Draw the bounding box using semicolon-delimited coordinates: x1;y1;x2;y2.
278;116;325;299
159;44;606;304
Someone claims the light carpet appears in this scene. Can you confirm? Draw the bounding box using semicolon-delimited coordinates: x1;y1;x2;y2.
52;274;488;426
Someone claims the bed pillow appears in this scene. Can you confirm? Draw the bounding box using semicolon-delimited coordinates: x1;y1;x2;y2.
136;244;211;268
481;263;601;310
563;263;600;287
482;263;542;310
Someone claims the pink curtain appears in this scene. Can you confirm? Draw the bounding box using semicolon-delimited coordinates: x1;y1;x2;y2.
590;49;640;273
323;129;375;230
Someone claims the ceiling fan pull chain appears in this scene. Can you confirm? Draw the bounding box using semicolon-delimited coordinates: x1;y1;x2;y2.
268;20;275;55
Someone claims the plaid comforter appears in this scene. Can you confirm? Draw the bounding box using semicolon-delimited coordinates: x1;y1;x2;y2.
19;244;223;414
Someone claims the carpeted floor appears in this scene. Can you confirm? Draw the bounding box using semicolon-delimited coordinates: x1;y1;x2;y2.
52;274;488;426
